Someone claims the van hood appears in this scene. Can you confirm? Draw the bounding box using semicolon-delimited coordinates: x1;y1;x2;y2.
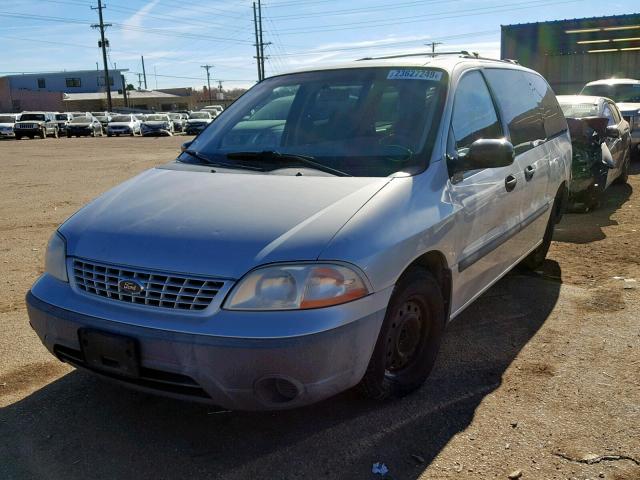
60;167;391;279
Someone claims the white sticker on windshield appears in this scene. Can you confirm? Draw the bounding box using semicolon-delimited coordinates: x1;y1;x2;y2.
387;69;443;81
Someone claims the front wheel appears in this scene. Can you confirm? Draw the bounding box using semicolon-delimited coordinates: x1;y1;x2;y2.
40;129;46;139
358;267;445;400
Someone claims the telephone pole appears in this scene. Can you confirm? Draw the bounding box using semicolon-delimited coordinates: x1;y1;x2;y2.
258;0;265;81
425;41;443;56
201;64;213;103
141;55;148;90
91;0;112;111
253;2;262;81
137;73;143;90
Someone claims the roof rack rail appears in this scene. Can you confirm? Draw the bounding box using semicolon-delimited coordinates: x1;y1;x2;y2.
356;51;473;61
356;51;519;65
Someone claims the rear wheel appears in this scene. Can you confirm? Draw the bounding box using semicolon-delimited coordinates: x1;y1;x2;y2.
358;267;445;400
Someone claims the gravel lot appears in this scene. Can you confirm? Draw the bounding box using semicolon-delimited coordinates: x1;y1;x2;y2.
1;137;639;480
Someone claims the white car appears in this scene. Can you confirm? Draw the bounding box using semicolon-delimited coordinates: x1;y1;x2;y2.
107;115;141;137
0;113;19;138
140;114;174;136
185;111;213;135
581;78;640;157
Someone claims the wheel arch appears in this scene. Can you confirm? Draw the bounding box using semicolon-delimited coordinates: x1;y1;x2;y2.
403;250;452;321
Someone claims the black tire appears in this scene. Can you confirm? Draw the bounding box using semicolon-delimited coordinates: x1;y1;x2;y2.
615;152;630;185
520;188;564;270
107;133;112;137
358;267;445;400
40;129;46;139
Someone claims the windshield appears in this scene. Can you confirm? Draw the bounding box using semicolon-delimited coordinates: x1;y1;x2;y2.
146;115;168;121
190;112;210;119
0;116;15;123
111;115;132;122
183;67;447;177
20;114;45;121
168;113;180;119
581;83;640;103
559;102;600;118
91;112;104;116
70;117;90;124
55;114;68;120
96;116;108;121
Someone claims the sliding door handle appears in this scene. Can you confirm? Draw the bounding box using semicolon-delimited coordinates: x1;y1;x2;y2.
505;175;517;192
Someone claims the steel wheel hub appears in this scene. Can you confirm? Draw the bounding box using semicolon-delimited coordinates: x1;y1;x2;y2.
385;299;424;372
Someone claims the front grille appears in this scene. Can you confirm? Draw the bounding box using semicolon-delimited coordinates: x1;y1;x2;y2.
72;259;225;311
16;123;36;129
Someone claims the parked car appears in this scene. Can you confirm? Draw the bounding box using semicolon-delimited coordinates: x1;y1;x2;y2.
0;113;19;139
90;111;108;119
203;105;224;116
581;79;640;158
66;116;103;137
184;111;213;135
168;113;186;133
27;55;571;411
95;114;112;130
557;95;631;211
107;115;141;137
71;112;92;118
13;112;58;139
140;114;174;136
54;113;73;135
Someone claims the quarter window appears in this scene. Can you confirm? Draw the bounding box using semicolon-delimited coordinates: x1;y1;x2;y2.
450;70;503;153
65;78;81;88
484;69;546;153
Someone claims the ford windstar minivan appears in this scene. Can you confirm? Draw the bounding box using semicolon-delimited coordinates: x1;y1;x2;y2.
27;53;571;410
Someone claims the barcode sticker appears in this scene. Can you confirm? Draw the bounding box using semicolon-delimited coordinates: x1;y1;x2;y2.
387;69;443;81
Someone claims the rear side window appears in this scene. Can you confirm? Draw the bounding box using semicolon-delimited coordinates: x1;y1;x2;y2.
484;69;546;153
450;71;503;152
527;73;567;138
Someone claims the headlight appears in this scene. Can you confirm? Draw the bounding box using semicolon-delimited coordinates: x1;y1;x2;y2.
44;232;68;282
224;263;369;311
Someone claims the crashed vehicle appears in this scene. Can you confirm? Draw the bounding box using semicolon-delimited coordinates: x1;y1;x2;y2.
184;111;213;135
557;95;631;212
581;79;640;158
140;114;174;136
27;55;572;410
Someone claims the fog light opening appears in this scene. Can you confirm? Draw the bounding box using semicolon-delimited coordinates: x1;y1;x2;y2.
254;376;303;405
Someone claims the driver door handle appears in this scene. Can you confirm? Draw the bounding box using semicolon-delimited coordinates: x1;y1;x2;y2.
505;175;517;192
524;165;536;181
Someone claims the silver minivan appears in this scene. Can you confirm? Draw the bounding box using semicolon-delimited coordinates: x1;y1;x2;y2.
27;54;572;410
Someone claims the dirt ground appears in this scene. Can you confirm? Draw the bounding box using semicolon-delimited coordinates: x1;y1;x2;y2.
1;137;639;480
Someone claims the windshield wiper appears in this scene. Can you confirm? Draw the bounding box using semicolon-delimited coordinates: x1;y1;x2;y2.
180;149;264;171
226;150;351;177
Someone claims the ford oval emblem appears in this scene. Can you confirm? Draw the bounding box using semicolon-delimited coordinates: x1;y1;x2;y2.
118;279;144;295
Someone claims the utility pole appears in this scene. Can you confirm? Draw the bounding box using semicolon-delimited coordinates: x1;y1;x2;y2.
91;0;112;111
137;73;143;90
425;41;443;56
201;64;213;103
121;74;128;108
258;0;265;81
253;2;262;81
141;55;148;90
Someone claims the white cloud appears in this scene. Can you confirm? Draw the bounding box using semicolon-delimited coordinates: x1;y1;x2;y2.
121;0;160;41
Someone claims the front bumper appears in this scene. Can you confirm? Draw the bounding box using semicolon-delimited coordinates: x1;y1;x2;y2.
14;127;43;136
108;127;132;135
185;123;207;134
67;127;93;136
26;278;389;410
0;129;15;138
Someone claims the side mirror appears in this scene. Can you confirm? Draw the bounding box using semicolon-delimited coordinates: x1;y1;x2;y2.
452;139;515;173
605;125;620;138
181;141;193;152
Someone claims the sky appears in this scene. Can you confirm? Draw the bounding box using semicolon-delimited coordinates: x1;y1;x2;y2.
0;0;638;90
